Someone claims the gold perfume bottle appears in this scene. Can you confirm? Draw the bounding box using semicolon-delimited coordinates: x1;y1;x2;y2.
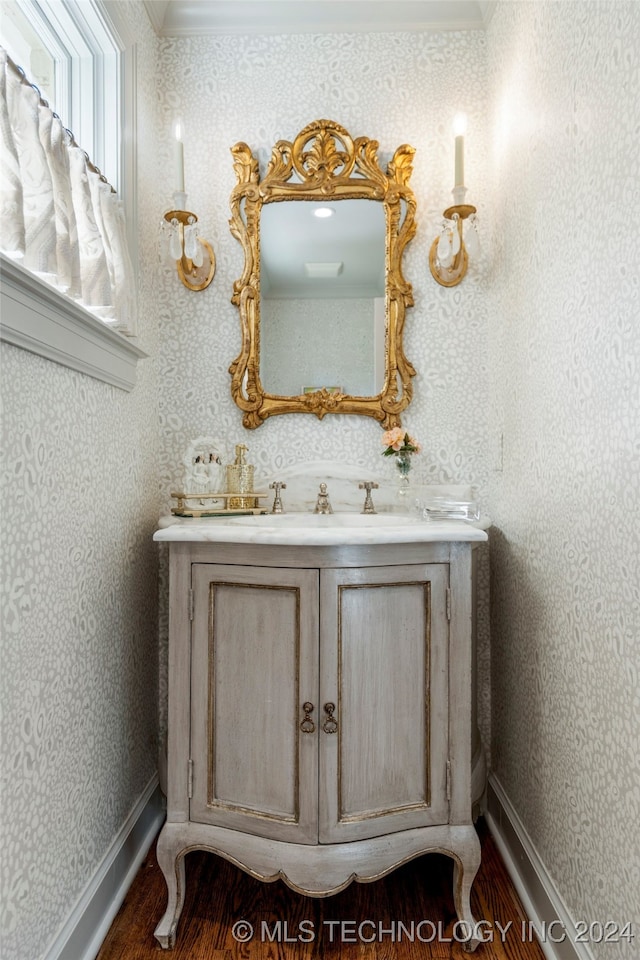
226;444;256;508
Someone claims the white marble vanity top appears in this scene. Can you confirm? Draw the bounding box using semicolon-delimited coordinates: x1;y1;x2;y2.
156;460;489;545
154;511;488;546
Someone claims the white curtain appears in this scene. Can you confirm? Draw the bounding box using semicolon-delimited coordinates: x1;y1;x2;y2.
0;48;137;334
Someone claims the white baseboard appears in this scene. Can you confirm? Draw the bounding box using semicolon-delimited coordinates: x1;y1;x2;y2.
485;775;595;960
45;775;166;960
43;771;599;960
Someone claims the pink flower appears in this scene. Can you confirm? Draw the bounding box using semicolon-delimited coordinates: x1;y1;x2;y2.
381;428;421;457
382;427;405;449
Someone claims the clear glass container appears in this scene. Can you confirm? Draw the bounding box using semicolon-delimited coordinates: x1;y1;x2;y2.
420;496;479;522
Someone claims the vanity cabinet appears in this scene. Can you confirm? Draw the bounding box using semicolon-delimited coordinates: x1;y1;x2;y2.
190;560;449;845
154;537;485;951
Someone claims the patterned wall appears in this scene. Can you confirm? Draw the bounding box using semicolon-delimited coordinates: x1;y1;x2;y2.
155;25;493;748
486;2;640;951
155;29;491;492
261;298;380;396
9;5;637;957
0;7;161;960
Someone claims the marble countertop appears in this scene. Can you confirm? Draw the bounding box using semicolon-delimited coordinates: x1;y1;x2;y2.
154;512;489;546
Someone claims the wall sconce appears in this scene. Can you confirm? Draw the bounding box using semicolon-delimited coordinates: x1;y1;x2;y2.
159;121;215;291
429;113;480;287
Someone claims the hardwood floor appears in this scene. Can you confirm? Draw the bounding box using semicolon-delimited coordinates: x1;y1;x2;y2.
97;819;545;959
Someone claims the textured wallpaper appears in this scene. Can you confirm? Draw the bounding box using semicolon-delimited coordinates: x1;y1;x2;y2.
8;5;638;958
155;29;491;491
155;25;492;751
261;298;380;396
0;7;161;959
486;1;640;952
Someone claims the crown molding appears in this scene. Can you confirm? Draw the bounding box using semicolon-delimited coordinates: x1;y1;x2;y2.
478;1;497;27
143;0;170;34
147;1;491;38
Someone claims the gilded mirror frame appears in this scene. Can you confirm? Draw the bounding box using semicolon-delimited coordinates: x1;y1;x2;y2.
229;119;417;429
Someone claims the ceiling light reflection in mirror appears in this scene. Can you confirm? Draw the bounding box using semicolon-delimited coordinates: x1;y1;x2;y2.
260;200;385;299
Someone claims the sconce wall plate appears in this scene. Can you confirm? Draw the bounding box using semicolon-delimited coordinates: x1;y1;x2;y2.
162;207;216;292
429;203;476;288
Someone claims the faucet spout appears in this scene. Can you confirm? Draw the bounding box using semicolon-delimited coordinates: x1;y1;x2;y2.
313;483;333;514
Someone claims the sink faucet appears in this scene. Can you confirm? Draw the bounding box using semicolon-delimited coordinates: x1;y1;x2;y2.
314;483;333;514
359;481;379;514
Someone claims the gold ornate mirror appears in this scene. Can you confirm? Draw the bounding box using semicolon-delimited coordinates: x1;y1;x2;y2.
229;119;417;429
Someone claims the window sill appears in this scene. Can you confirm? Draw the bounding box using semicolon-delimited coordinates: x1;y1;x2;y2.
0;254;148;391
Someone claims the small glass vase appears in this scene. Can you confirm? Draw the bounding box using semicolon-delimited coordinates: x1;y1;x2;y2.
394;450;413;505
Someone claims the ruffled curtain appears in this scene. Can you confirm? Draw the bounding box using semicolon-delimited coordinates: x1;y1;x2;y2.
0;48;136;334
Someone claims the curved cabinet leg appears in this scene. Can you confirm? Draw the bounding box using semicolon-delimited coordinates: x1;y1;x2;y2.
451;827;482;952
152;821;484;950
154;824;187;950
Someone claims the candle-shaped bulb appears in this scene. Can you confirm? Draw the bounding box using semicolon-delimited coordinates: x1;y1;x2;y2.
452;112;468;137
173;118;185;194
452;112;467;188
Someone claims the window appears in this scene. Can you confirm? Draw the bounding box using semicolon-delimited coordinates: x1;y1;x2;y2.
0;0;121;188
0;0;144;388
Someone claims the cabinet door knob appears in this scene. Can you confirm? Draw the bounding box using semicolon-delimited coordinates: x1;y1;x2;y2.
322;702;338;734
300;702;315;733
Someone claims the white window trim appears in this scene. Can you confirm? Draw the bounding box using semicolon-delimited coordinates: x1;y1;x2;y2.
7;0;123;190
1;254;147;391
99;0;138;268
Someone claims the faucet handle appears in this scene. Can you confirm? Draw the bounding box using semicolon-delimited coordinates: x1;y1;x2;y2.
269;481;286;514
359;481;379;514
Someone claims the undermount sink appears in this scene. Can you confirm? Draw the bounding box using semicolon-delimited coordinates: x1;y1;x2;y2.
228;512;414;527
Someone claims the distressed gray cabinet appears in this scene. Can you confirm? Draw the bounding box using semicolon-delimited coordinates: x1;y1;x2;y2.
153;537;485;951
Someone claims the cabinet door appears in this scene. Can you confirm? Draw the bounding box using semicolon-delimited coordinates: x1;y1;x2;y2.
190;563;319;843
319;563;449;843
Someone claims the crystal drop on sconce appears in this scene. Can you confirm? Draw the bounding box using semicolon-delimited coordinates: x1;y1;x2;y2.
183;219;198;261
160;200;216;291
169;221;183;261
436;229;453;268
429;204;477;287
450;219;461;256
464;216;480;258
192;241;204;269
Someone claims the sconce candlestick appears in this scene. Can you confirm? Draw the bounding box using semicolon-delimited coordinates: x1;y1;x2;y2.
174;121;185;193
454;135;464;187
452;112;467;189
173;190;187;211
451;184;468;206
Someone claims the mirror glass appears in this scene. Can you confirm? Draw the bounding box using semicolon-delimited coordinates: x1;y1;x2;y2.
229;119;417;429
259;199;386;396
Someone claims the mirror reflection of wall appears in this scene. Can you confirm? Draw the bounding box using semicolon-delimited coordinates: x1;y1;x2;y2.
261;297;386;395
259;199;386;396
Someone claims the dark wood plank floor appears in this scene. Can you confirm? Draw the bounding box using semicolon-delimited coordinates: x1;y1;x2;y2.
97;819;544;959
